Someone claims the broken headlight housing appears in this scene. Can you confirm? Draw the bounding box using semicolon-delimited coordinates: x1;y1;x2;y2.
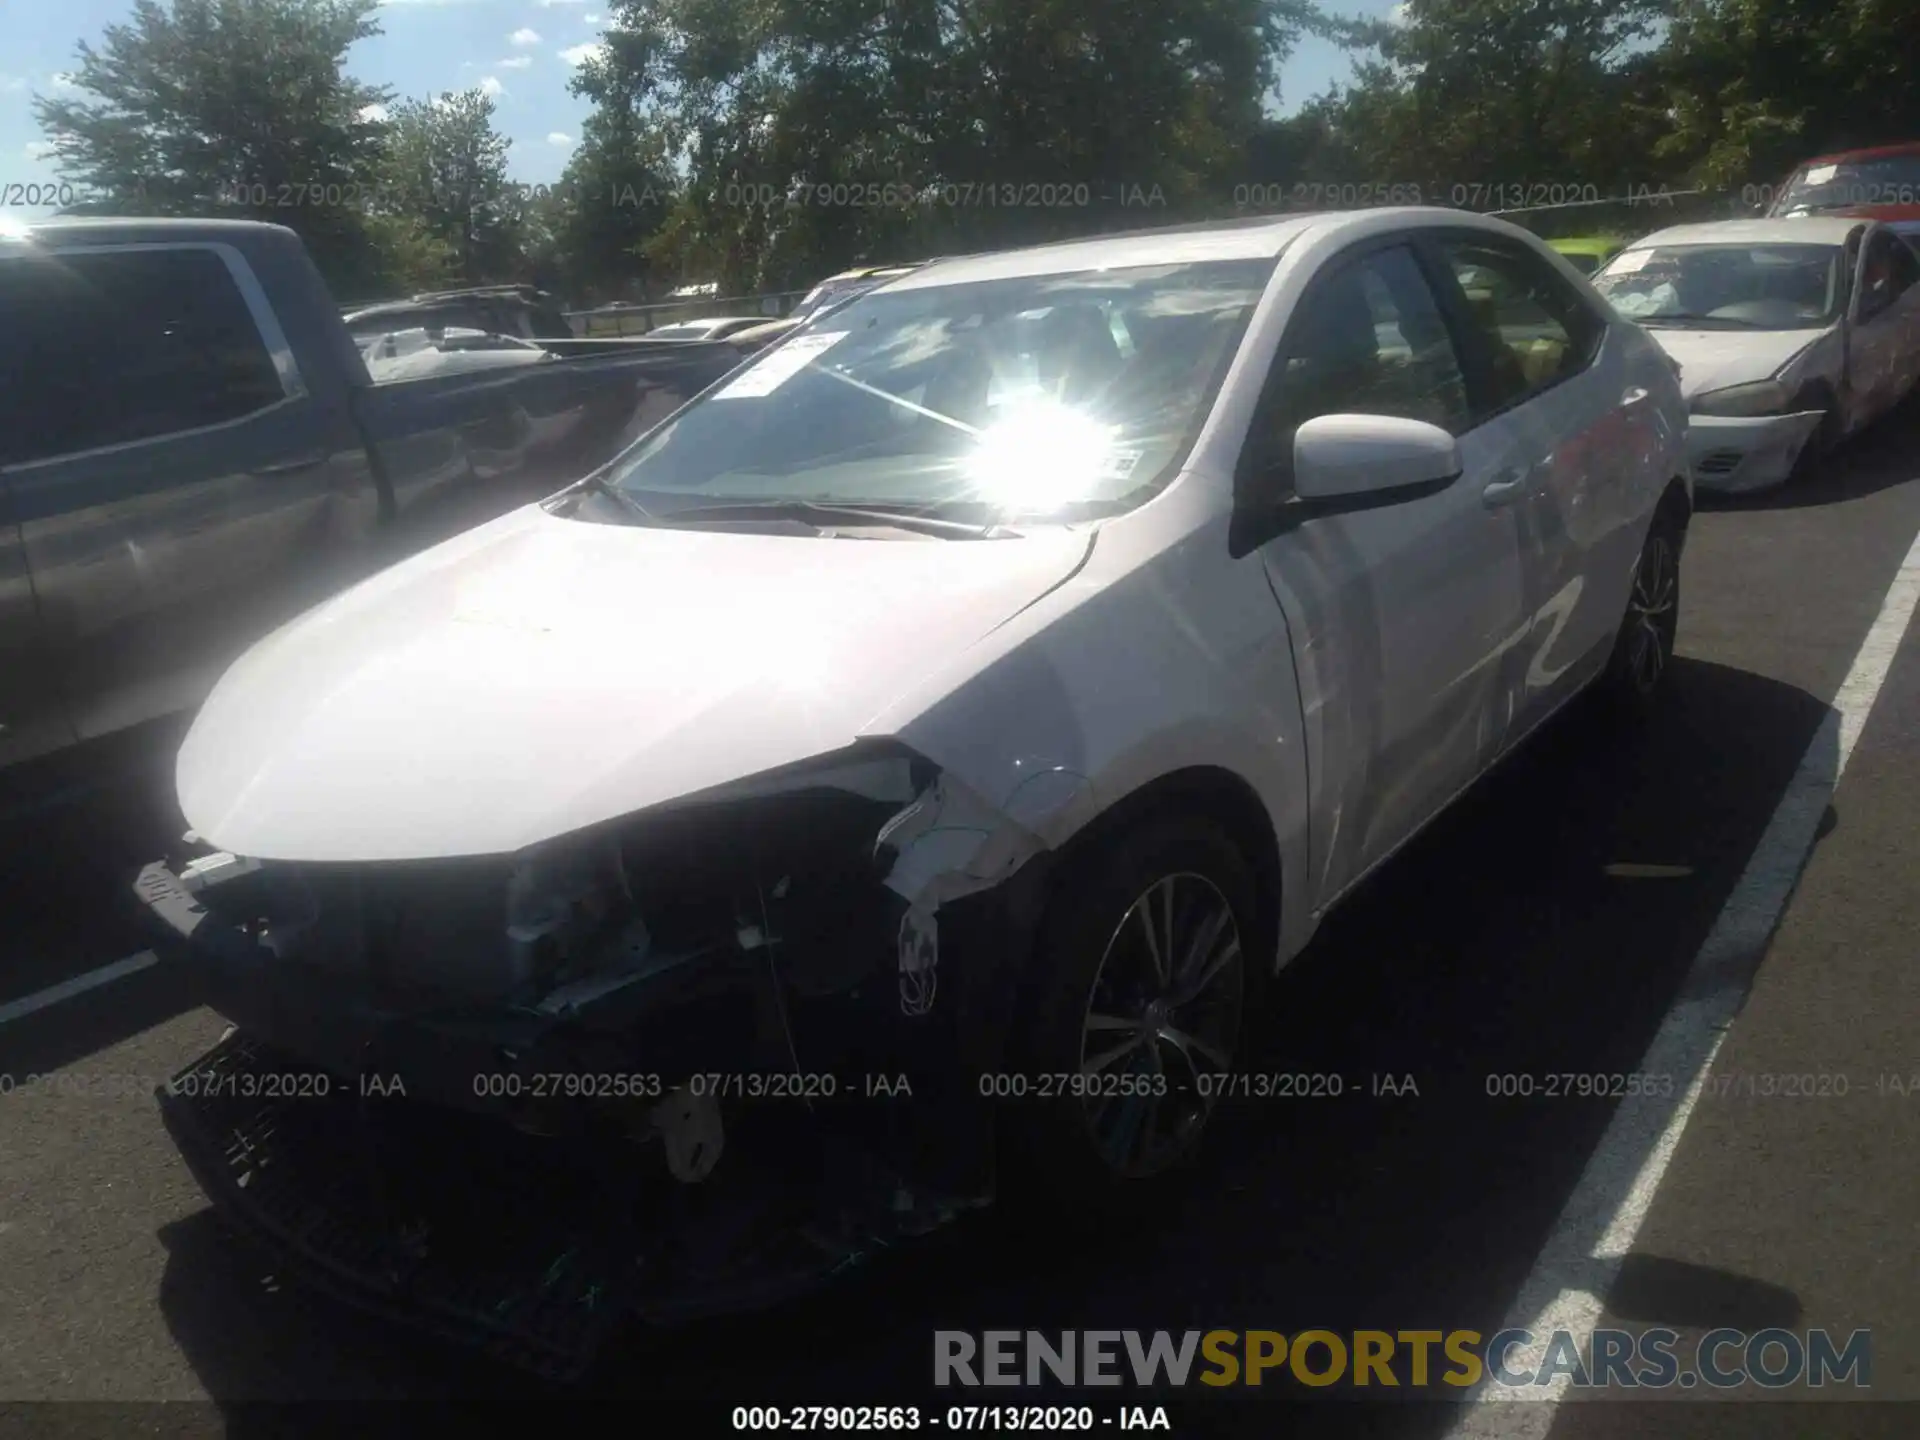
1688;379;1791;417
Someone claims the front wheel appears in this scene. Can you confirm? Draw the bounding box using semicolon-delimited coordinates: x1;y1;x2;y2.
999;813;1260;1215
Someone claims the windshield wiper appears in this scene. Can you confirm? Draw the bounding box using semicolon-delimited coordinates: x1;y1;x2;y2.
560;472;658;525
652;499;1019;539
1633;313;1765;328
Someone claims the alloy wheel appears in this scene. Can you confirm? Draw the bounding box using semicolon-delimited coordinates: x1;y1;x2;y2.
1625;532;1677;694
1076;872;1244;1179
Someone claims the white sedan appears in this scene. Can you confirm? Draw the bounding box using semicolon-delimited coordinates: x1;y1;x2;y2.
1592;217;1920;492
146;208;1689;1247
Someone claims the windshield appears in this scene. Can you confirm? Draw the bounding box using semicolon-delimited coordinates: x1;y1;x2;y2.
1593;243;1844;328
594;258;1275;522
1773;155;1920;214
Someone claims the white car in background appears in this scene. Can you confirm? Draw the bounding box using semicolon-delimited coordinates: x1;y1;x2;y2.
145;208;1689;1357
1592;217;1920;492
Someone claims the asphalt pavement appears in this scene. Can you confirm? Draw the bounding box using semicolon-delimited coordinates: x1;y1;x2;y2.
5;400;1920;1438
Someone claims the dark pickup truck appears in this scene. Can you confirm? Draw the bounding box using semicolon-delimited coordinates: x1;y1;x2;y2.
0;218;745;767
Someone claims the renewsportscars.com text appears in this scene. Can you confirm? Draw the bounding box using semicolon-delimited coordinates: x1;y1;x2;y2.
933;1328;1871;1390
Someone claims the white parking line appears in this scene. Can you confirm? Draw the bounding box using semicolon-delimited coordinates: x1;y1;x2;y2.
0;951;160;1029
1450;523;1920;1433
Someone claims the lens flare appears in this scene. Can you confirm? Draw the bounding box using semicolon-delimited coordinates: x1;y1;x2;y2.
963;400;1119;511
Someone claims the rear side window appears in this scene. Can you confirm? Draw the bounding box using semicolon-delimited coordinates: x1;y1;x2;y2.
0;246;288;468
1432;237;1607;416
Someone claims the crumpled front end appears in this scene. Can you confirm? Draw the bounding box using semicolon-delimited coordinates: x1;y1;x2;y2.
137;744;1057;1378
1685;410;1826;493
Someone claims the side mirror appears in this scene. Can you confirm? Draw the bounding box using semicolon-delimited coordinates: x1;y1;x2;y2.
1292;413;1462;500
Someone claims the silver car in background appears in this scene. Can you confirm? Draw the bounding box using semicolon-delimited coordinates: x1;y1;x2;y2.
1593;217;1920;491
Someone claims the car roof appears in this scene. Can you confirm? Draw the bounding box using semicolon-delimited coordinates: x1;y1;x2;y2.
1799;140;1920;167
1619;216;1868;249
880;208;1542;290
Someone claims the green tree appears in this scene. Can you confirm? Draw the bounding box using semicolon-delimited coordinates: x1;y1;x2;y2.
32;0;396;291
1295;0;1673;211
375;89;520;285
576;0;1336;291
538;103;679;302
1655;0;1920;188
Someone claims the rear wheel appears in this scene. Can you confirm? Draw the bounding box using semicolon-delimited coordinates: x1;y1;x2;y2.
1000;813;1259;1215
1597;507;1682;719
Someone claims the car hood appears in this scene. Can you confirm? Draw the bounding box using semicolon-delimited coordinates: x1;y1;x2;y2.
1642;327;1826;398
177;504;1093;861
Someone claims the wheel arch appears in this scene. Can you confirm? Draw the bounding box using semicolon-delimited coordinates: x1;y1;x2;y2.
1045;764;1284;976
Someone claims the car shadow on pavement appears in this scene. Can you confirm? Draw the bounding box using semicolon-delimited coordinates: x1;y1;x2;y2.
152;655;1836;1439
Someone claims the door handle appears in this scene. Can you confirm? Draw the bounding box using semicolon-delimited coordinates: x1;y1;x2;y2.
249;449;330;477
1482;470;1526;508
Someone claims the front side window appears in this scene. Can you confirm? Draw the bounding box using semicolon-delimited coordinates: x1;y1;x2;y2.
1891;235;1920;294
1594;243;1846;331
1436;237;1604;411
1857;231;1913;319
1240;244;1470;488
0;246;286;468
594;258;1276;522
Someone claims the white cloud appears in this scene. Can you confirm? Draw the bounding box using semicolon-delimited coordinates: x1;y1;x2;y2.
378;0;483;7
49;72;80;90
536;0;587;6
498;55;533;68
479;75;506;97
23;140;56;159
358;101;391;122
559;41;604;65
1;74;29;93
584;12;601;21
1388;2;1410;20
509;27;541;45
548;132;572;146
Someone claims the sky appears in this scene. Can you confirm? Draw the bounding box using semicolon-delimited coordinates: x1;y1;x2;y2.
1;0;1402;219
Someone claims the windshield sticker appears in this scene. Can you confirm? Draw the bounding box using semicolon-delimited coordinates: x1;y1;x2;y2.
1605;250;1652;274
714;331;850;398
1802;163;1838;186
1096;447;1145;482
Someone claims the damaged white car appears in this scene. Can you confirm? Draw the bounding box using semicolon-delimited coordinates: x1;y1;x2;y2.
1592;217;1920;492
137;207;1690;1378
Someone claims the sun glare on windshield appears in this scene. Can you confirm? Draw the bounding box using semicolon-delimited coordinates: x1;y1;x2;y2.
963;400;1123;511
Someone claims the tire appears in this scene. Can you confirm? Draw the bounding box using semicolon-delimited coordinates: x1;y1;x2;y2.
1597;506;1682;719
999;812;1261;1217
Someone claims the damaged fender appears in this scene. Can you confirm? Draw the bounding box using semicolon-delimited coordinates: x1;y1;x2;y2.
873;766;1089;1018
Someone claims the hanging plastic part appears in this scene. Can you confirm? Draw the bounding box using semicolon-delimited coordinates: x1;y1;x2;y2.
897;901;938;1017
875;771;1055;1019
650;1086;725;1182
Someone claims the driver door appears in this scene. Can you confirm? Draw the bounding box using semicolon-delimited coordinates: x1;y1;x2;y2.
1847;228;1920;425
1237;240;1526;905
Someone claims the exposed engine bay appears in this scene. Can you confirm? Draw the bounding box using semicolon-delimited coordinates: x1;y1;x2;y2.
135;745;1057;1379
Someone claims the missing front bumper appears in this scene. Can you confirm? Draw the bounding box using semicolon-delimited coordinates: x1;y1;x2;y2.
157;1030;962;1381
156;1031;636;1381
